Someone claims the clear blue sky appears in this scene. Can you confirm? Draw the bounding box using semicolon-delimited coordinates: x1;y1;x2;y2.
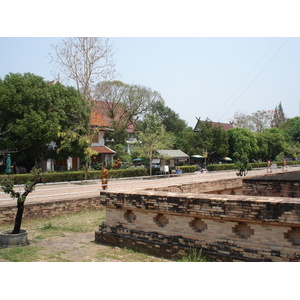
1;37;299;128
1;2;300;128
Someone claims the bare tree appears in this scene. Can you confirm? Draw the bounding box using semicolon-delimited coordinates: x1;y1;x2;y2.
94;81;162;130
50;37;116;101
50;37;116;179
232;110;273;133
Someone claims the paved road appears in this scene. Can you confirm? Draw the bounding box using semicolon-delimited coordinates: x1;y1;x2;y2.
1;166;300;206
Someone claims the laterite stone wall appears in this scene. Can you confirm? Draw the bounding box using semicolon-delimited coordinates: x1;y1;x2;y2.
0;197;102;224
149;177;242;194
243;171;300;198
95;186;300;261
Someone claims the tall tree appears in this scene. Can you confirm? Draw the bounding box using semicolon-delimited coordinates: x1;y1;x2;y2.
50;37;115;101
259;127;289;160
50;37;116;178
148;99;187;134
271;102;286;128
175;127;197;156
94;81;162;144
228;127;259;160
0;73;90;171
281;116;300;143
134;114;175;175
189;119;229;163
232;110;273;132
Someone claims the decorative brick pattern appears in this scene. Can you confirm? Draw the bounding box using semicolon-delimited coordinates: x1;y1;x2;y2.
95;185;300;261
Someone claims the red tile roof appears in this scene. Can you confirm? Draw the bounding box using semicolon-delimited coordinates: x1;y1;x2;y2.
194;120;234;131
92;100;134;133
90;110;109;127
92;146;115;154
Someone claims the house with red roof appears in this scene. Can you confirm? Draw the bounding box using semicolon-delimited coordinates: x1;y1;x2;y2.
92;100;136;154
90;109;115;165
37;99;137;171
193;117;234;132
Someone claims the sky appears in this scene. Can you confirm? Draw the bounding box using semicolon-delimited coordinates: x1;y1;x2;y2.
1;36;299;128
1;1;300;130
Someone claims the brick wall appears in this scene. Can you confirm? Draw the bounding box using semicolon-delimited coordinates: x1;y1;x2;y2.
95;189;300;261
149;177;242;194
0;197;102;224
243;173;300;198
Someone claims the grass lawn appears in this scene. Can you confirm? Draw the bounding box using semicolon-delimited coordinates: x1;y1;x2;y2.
0;209;171;262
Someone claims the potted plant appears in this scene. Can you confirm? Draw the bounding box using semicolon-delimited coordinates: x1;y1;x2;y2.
0;167;43;248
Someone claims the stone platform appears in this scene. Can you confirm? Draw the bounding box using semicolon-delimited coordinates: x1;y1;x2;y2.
96;171;300;262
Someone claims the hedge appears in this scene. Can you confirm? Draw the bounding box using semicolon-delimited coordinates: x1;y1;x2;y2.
0;168;149;185
2;161;298;184
0;165;197;185
207;161;300;172
179;165;196;173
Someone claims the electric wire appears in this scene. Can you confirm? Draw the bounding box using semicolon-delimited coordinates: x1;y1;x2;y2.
214;38;290;122
213;38;279;121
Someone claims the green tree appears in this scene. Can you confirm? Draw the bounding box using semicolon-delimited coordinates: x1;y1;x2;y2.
175;127;199;156
148;99;187;134
285;142;300;160
259;127;289;160
255;133;269;161
233;152;252;176
50;37;116;179
271;101;286;128
211;126;229;161
94;81;162;145
1;167;43;234
191;119;229;163
134;114;175;175
281;116;300;143
228;127;259;160
0;73;90;171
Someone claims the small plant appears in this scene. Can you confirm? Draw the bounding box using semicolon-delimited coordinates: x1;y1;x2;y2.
42;222;54;230
0;167;43;234
177;248;211;262
233;152;252;176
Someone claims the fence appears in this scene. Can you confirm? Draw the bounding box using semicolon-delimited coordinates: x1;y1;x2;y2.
1;166;299;203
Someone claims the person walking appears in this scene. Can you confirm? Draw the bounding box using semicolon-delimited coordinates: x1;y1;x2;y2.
100;165;109;190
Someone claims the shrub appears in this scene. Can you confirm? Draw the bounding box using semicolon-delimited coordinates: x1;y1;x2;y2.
0;168;149;184
178;165;196;173
207;164;236;171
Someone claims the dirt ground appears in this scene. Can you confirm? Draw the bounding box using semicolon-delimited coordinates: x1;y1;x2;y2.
36;231;110;262
0;230;170;262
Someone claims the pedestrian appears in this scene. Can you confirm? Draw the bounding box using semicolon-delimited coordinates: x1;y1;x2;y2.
283;159;288;172
100;165;109;190
267;160;272;173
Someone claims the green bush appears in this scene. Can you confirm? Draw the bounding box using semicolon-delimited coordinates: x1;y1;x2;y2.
0;168;149;185
178;165;196;173
207;160;300;172
207;164;236;171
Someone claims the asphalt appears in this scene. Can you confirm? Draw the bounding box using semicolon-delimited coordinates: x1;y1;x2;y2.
1;166;300;207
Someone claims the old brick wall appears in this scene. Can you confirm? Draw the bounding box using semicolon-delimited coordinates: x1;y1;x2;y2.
243;178;300;198
96;190;300;261
0;197;102;224
149;177;242;194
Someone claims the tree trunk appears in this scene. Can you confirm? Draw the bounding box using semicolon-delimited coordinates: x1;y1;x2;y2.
12;201;24;234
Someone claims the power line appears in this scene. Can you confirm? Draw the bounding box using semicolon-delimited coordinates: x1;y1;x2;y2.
214;38;290;122
213;38;279;121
